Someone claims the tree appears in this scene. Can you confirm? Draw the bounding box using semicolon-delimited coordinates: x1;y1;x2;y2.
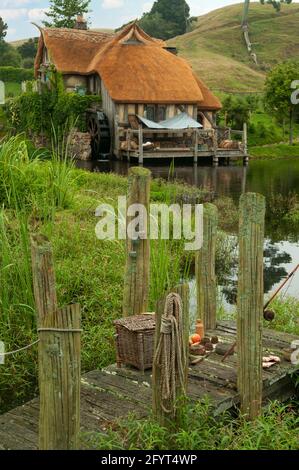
0;42;22;67
242;1;293;63
44;0;90;28
17;38;38;59
0;17;22;66
139;0;190;40
0;17;8;41
139;13;179;40
264;61;299;145
220;95;252;130
151;0;190;36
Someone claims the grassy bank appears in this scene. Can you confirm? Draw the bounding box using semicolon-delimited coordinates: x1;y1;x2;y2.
250;143;299;159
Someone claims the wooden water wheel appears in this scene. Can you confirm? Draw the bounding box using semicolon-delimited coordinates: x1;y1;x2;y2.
87;111;111;159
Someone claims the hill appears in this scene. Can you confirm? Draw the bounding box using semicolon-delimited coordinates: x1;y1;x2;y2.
9;28;114;49
168;2;299;92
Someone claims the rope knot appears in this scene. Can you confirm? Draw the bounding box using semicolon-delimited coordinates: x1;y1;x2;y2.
160;316;172;335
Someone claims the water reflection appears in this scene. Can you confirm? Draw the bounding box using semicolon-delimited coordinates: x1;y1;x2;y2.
77;157;299;303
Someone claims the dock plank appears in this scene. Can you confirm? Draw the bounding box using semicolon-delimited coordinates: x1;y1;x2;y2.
0;321;297;450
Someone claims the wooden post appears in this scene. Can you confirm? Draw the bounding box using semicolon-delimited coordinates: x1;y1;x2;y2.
196;203;218;330
127;129;131;162
243;122;249;165
114;116;120;159
31;235;81;450
153;284;189;425
237;193;265;420
123;167;151;316
138;126;144;165
212;129;219;166
194;129;198;164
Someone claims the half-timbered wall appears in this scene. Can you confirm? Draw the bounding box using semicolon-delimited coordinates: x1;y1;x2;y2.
115;103;198;124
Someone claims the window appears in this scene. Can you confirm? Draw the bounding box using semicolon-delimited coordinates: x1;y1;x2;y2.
145;105;155;121
145;105;167;122
157;105;166;121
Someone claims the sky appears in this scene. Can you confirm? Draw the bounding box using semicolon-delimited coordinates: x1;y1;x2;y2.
0;0;298;41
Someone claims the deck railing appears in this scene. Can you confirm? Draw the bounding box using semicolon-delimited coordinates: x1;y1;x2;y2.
119;123;248;164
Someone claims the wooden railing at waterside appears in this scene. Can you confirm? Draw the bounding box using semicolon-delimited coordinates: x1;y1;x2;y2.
119;124;248;165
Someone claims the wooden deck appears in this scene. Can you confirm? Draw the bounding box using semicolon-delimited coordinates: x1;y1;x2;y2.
118;126;249;165
0;321;298;450
123;148;248;162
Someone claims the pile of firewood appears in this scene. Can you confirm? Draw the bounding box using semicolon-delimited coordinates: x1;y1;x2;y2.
219;140;243;150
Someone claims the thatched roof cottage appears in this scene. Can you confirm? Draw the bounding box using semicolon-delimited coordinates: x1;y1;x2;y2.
34;21;232;162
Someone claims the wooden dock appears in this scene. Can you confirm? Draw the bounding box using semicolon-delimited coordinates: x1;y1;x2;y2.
118;126;249;165
0;321;298;450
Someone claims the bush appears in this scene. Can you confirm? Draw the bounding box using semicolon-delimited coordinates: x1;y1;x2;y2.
6;85;101;135
0;43;22;67
22;58;35;69
0;66;34;83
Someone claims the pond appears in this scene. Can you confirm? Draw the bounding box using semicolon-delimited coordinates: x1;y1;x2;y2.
77;157;299;307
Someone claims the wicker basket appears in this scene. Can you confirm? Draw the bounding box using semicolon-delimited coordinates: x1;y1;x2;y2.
114;314;156;372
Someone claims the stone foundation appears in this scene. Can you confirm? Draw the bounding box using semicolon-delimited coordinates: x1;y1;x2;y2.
68;130;92;161
31;130;92;161
31;133;51;149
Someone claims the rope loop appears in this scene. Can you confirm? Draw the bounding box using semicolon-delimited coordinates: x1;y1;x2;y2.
153;292;187;416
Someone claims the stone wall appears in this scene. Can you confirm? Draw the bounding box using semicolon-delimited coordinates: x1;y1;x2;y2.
68;130;92;161
31;130;92;161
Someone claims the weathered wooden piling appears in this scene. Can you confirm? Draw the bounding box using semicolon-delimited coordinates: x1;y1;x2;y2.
123;167;151;316
243;122;249;165
196;203;218;330
237;193;265;420
153;284;189;425
31;235;81;450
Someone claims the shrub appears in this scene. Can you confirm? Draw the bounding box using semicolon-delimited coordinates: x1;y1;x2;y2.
6;87;101;135
0;66;34;83
5;69;101;136
22;58;35;69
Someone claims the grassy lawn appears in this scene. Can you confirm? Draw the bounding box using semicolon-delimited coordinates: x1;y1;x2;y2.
251;143;299;159
4;82;21;98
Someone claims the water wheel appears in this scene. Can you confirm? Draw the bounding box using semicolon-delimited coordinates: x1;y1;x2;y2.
88;111;111;159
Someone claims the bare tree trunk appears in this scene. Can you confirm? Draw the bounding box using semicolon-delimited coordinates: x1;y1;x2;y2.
242;0;250;27
242;0;258;65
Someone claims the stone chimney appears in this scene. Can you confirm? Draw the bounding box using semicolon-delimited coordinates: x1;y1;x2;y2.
74;15;87;30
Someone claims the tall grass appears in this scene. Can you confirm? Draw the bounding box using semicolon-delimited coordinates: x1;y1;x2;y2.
149;168;194;307
0;135;77;411
82;399;299;450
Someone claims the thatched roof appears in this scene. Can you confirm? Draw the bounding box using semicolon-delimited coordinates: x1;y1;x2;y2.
35;23;221;109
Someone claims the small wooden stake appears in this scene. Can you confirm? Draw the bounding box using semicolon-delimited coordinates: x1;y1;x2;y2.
196;203;218;330
123;167;151;316
153;283;189;425
31;235;81;450
237;192;265;420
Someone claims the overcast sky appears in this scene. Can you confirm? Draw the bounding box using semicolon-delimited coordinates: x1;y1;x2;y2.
0;0;298;41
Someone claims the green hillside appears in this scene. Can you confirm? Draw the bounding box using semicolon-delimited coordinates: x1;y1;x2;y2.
169;2;299;92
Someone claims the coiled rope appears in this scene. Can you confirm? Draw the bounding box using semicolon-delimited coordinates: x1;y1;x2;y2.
153;293;187;415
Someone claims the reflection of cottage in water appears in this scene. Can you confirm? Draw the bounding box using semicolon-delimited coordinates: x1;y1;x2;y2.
34;20;248;164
